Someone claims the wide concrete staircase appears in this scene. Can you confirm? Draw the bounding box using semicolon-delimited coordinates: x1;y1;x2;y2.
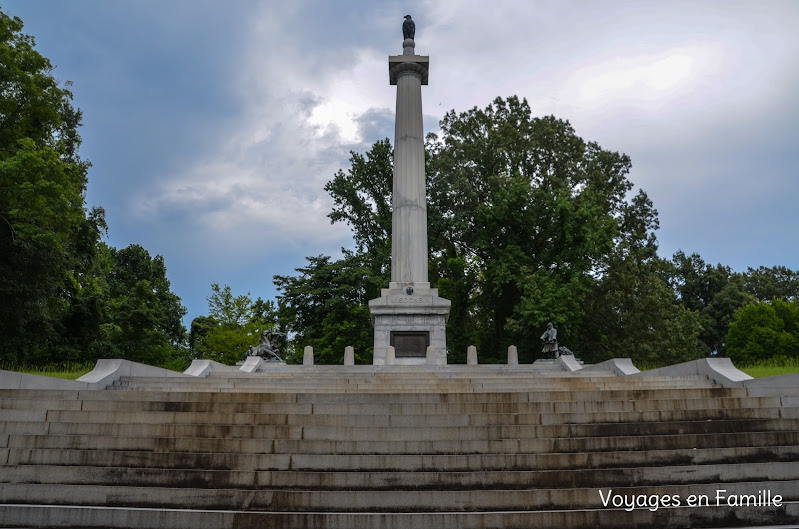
2;365;799;528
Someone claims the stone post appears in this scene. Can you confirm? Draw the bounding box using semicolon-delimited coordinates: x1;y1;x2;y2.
467;345;478;365
344;346;355;366
507;345;519;366
303;346;314;366
385;346;396;365
426;346;436;365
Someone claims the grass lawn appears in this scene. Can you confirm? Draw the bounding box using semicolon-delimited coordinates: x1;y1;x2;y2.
739;365;799;378
2;363;94;380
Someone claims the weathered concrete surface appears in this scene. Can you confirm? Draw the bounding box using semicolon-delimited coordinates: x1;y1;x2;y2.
1;359;187;391
0;370;88;391
78;359;188;388
2;364;799;528
581;358;641;376
556;355;582;372
637;357;752;386
183;359;235;377
239;356;263;373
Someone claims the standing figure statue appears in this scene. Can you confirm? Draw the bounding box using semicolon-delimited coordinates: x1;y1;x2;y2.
540;322;558;359
403;15;415;40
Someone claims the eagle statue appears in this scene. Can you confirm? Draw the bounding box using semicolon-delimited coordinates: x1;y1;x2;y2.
402;15;415;40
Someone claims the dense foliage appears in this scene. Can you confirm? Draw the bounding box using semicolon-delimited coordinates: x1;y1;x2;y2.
0;9;187;368
727;300;799;365
189;284;278;365
276;97;798;365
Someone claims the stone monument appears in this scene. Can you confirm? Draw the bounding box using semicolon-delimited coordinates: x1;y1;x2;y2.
369;16;450;365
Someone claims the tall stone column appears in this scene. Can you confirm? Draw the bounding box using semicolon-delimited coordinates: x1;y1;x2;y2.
390;38;429;289
369;24;450;366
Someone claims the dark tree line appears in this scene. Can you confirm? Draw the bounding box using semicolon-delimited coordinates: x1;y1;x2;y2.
275;97;799;366
1;10;187;368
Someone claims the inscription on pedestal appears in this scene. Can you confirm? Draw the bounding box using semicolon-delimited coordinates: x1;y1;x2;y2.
391;331;429;357
389;295;432;305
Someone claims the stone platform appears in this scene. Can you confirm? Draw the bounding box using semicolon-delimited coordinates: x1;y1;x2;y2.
2;360;799;528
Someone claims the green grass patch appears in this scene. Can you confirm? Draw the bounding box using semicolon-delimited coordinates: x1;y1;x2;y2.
740;365;799;378
0;362;95;380
600;356;799;378
740;355;799;378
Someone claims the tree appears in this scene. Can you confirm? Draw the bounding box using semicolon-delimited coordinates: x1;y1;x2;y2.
275;142;393;364
577;194;702;365
275;254;382;364
1;9;190;369
324;139;393;278
191;284;277;365
426;96;672;361
98;244;187;366
727;300;799;365
744;266;799;302
0;9;106;363
278;96;703;365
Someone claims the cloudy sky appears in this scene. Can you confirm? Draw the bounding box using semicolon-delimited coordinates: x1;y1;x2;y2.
6;1;799;323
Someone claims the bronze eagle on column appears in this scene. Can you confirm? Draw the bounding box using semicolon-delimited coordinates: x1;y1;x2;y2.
403;15;415;40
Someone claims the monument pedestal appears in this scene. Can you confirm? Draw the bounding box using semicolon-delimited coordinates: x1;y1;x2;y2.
370;32;450;366
369;284;450;365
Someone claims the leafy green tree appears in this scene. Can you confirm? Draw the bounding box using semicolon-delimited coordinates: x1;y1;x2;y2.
426;96;659;361
279;96;705;365
727;300;799;364
275;142;393;364
97;244;187;366
668;251;756;356
577;193;702;364
0;9;106;363
207;283;254;326
192;284;277;365
324;139;393;278
189;315;216;355
275;254;381;364
744;266;799;302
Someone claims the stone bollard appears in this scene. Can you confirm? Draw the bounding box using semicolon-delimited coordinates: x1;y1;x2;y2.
303;345;314;366
344;346;355;365
467;345;478;365
426;345;436;365
507;345;518;365
385;345;396;365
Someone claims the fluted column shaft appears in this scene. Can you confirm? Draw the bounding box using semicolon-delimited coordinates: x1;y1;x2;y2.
391;68;427;285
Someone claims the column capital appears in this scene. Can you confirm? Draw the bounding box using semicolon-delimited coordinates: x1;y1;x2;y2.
388;55;429;85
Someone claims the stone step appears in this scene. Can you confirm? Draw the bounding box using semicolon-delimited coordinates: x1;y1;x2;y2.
3;365;795;528
1;393;765;415
1;481;796;512
8;444;799;472
0;386;749;404
2;415;791;437
17;398;785;427
118;376;710;386
113;377;715;386
5;429;799;455
5;392;771;413
4;461;799;490
2;502;798;529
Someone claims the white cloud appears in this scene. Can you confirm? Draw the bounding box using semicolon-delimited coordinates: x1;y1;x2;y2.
128;0;799;291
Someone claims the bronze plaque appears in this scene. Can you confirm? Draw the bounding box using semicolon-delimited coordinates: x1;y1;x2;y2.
391;331;429;357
